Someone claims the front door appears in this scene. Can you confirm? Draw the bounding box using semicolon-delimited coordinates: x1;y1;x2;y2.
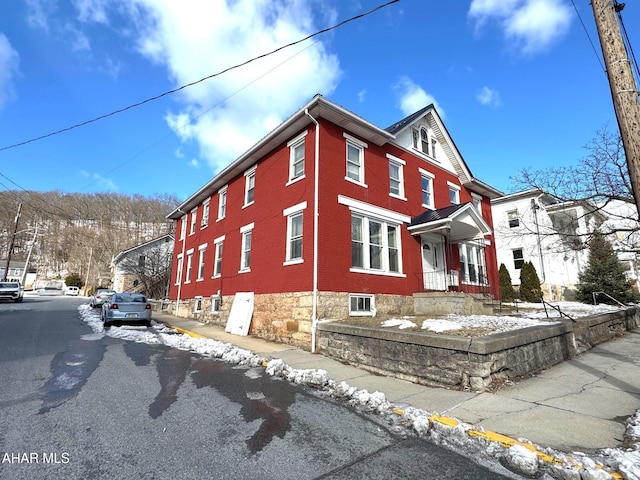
421;236;446;290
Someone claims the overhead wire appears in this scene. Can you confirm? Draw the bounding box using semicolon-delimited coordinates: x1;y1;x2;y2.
0;0;400;154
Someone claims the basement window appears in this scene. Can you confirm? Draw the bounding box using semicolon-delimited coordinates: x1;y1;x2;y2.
349;294;375;316
194;296;203;313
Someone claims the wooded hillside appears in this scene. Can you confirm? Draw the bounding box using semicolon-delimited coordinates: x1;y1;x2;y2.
0;190;180;288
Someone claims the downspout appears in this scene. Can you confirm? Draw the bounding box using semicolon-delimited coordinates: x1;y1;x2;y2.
305;108;320;353
174;209;187;316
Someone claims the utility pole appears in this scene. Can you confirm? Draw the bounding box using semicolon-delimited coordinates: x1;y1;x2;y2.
591;0;640;214
3;203;22;282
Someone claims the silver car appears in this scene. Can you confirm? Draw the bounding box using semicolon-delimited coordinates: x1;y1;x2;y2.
101;292;152;328
90;288;115;308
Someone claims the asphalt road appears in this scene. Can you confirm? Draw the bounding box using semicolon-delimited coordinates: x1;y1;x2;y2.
0;295;520;479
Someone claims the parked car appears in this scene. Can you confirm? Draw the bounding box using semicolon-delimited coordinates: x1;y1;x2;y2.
101;292;152;328
0;282;24;303
64;286;80;296
89;288;115;308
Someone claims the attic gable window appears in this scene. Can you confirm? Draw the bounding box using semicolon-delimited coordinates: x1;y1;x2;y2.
412;126;437;159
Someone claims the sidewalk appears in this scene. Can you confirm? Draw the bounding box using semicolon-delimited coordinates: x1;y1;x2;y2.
153;310;640;455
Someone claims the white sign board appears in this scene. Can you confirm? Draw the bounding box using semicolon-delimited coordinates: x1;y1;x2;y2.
225;292;254;336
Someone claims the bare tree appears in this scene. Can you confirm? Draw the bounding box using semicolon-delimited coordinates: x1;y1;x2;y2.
116;242;172;299
512;126;640;253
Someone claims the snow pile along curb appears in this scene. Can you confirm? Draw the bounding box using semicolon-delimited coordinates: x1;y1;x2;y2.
78;306;638;480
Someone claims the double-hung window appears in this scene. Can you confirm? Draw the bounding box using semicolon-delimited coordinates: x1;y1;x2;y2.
244;166;256;207
344;133;367;186
213;235;224;278
448;182;460;205
472;194;483;217
459;242;487;285
201;199;210;228
197;244;206;281
189;209;197;235
419;168;435;209
283;202;306;264
513;248;524;269
179;215;187;240
217;186;227;220
287;130;307;183
387;154;405;199
507;210;519;228
239;223;254;272
185;249;194;283
175;254;183;285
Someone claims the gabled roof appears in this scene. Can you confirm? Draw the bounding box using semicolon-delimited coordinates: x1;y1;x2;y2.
111;234;174;265
408;202;492;241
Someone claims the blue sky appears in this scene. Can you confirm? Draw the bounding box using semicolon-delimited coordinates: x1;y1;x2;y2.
0;0;636;201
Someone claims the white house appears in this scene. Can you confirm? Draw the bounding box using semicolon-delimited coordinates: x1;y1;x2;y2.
111;234;174;297
491;189;606;301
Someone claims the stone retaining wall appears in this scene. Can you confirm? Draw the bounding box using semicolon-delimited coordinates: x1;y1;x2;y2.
317;307;639;392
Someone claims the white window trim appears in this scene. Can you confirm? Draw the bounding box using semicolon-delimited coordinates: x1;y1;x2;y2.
212;235;225;278
344;133;368;187
196;243;207;281
349;293;376;317
239;223;254;273
419;168;435;209
189;208;197;235
201;198;210;228
179;215;187;240
349;215;405;277
447;181;461;205
471;193;483;217
217;186;227;221
287;130;307;185
243;166;257;208
283;202;307;266
175;254;184;285
387;153;406;201
338;195;411;224
211;293;221;314
184;249;194;284
194;296;203;313
459;242;488;286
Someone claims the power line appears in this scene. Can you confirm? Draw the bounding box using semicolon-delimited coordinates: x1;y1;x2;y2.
0;0;400;153
570;0;606;73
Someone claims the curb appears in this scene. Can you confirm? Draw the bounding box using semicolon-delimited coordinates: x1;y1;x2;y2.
162;322;625;480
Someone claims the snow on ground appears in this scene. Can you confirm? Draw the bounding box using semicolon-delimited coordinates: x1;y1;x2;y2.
380;301;624;334
78;304;639;480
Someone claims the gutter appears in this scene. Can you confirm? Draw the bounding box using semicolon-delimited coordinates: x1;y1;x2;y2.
305;108;320;353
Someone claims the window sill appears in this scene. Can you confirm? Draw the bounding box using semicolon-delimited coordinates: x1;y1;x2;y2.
349;311;375;317
344;176;368;188
212;274;221;279
421;203;434;210
238;268;251;274
196;278;204;282
216;216;225;222
349;268;406;278
389;193;407;201
283;258;303;266
242;201;254;209
286;175;305;187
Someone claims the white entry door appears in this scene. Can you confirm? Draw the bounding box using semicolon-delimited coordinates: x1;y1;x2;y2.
421;237;446;290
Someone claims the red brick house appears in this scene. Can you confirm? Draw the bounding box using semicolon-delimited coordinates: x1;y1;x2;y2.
166;95;502;350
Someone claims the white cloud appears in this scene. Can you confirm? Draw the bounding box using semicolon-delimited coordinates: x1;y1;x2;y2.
0;34;20;109
468;0;572;54
357;89;367;103
80;170;118;191
394;77;445;118
25;0;56;31
115;0;341;174
476;86;501;107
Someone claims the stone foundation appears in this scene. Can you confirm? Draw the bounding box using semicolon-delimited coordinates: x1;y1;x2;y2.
160;291;415;350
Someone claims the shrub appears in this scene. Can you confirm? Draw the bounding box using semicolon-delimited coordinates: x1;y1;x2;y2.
499;263;515;302
519;261;542;303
